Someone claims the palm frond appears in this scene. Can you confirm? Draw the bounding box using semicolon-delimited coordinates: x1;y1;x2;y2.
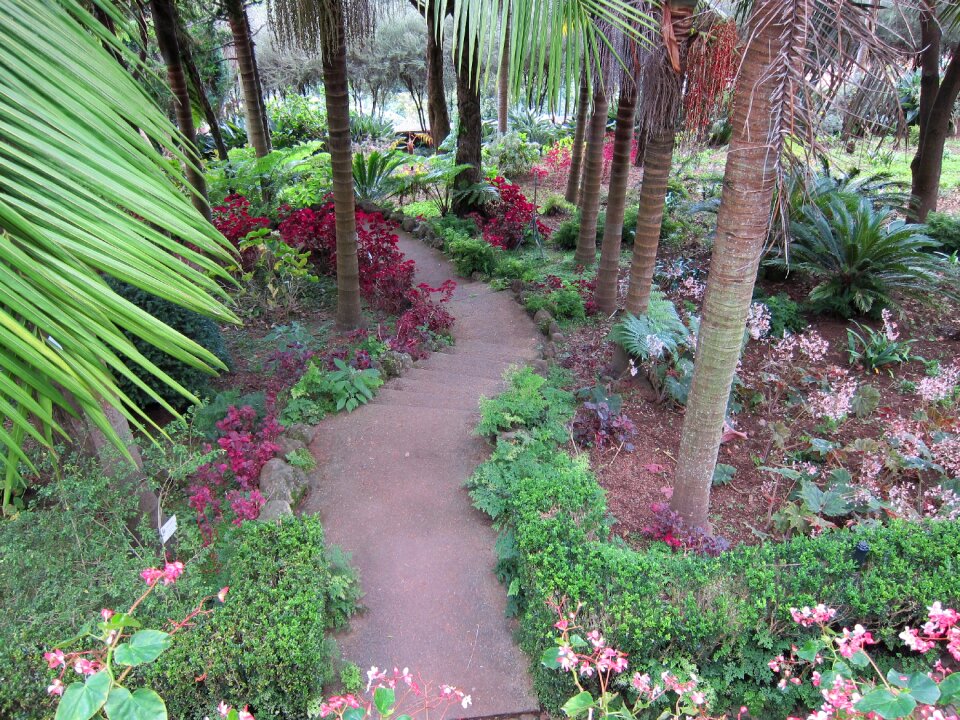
0;0;237;504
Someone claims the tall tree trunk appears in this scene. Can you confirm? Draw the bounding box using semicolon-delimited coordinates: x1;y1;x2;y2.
624;128;675;314
671;0;794;529
910;3;960;222
633;115;647;166
497;7;510;134
426;9;451;148
565;74;591;204
574;86;607;267
595;83;637;315
322;0;362;329
452;46;483;215
177;17;229;161
226;0;271;157
151;0;211;221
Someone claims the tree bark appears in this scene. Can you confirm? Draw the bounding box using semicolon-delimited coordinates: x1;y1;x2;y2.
497;7;510;134
671;0;792;529
565;74;591;204
624;127;675;314
226;0;271;157
426;10;452;148
595;83;637;315
151;0;211;221
177;17;229;161
452;46;483;215
322;0;362;329
910;6;960;222
574;86;607;267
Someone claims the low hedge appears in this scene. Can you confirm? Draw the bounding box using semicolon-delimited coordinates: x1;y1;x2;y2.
468;368;960;716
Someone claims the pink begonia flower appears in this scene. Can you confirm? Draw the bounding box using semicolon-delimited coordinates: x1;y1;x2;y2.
926;601;960;632
47;679;65;697
557;645;577;671
631;673;651;693
835;624;876;658
140;567;164;586
900;627;936;653
554;618;569;631
586;629;605;649
101;609;114;622
162;561;185;585
44;649;65;669
237;706;255;720
218;587;230;603
789;604;837;627
73;658;100;676
217;701;232;718
690;691;706;706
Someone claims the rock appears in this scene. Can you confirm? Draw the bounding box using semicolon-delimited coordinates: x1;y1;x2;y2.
414;224;429;239
549;320;562;337
390;210;405;223
259;499;292;522
380;350;413;378
259;458;307;501
532;359;550;376
471;271;484;281
533;309;553;327
551;332;564;344
284;423;318;446
543;341;557;359
401;216;416;232
510;279;524;294
276;435;306;456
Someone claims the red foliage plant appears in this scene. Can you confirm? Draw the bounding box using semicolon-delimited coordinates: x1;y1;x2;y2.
479;177;551;250
391;280;457;360
211;194;270;272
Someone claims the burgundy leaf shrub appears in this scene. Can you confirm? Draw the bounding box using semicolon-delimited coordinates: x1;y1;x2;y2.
478;177;550;250
212;194;270;272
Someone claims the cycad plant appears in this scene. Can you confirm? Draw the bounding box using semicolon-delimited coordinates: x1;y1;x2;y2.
0;0;236;512
779;196;957;318
352;149;407;203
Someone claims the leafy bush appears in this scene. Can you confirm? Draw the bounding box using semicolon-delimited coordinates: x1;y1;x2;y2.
485;131;541;178
479;177;550;250
475;366;575;442
446;235;500;277
551;217;581;250
610;290;687;361
350;112;395;143
147;517;361;719
847;321;915;371
493;256;536;281
925;211;960;253
106;278;231;409
430;214;479;238
281;358;383;425
353;149;407;203
211;194;271;271
193;390;267;439
571;386;636;450
468;370;960;718
756;293;806;337
401;200;441;218
539;193;576;216
525;287;586;322
779;197;957;318
269;94;327;148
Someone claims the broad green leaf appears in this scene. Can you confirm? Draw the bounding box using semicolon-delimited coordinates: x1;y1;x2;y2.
856;688;916;719
114;630;172;666
938;672;960;704
343;707;365;720
374;687;395;717
884;670;940;705
561;691;595;718
796;638;823;662
104;687;167;720
848;650;870;668
55;670;112;720
541;646;562;669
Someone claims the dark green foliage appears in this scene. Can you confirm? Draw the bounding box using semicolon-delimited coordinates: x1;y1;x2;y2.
192;390;267;439
352;149;407;203
756;293;807;337
525;288;586;322
609;290;686;360
446;236;500;277
430;215;479;239
551;217;581;250
269;95;327;149
281;359;383;425
469;370;960;717
779;197;957;318
350;112;395;143
475;366;575;443
554;208;639;251
147;518;361;719
539;193;577;217
925;212;960;253
107;278;231;408
493;256;537;281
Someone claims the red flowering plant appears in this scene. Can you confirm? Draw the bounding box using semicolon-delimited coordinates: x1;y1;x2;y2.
478;177;550;250
44;564;233;720
770;602;960;719
188;405;281;544
541;140;573;190
212;195;270;272
315;666;472;720
391;280;457;360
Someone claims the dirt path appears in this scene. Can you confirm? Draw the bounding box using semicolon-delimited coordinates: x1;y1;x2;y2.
303;232;541;718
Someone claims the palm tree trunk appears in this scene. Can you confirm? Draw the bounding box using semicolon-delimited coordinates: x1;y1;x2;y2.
624;127;675;314
671;0;793;529
565;74;590;204
452;46;483;215
497;7;510;134
151;0;211;221
595;83;637;315
574;85;607;267
226;0;271;157
321;0;362;329
177;17;229;162
426;9;451;148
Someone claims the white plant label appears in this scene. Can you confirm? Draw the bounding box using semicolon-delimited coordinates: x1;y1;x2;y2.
159;514;178;545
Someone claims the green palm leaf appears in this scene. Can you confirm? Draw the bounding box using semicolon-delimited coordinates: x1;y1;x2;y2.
0;0;238;509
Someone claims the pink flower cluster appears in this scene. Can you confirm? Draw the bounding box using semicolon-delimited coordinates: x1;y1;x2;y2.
747;302;772;340
315;666;471;720
899;602;960;661
790;604;838;627
917;363;960;404
218;701;255;720
141;561;184;587
809;373;857;422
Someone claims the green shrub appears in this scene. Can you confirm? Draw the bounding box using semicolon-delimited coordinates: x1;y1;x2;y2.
350;112;395;143
281;359;383;425
468;369;960;717
352;149;407;203
525;287;586;322
493;256;536;281
485;131;541;179
756;293;807;337
269;94;327;149
539;193;576;217
402;200;441;218
446;236;500;276
551;217;581;250
147;517;361;719
925;211;960;253
475;366;574;442
430;215;479;238
779;197;958;317
107;278;231;408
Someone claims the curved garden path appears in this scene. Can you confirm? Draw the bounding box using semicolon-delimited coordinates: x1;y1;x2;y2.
303;231;541;718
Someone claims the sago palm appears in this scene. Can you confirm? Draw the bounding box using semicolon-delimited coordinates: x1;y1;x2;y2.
0;0;236;512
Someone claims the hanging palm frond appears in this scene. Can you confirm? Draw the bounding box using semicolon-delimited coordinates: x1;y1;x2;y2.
0;0;237;508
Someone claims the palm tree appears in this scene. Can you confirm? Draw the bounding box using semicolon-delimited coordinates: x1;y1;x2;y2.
151;0;212;221
421;1;452;147
0;0;236;514
669;0;903;528
498;6;511;134
574;84;608;266
225;0;273;157
177;14;230;161
565;74;591;204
